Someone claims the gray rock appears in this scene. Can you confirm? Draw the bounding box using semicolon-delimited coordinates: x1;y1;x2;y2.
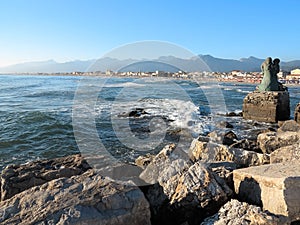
0;170;151;225
201;199;288;225
270;141;300;163
242;91;290;123
233;161;300;222
278;120;300;132
139;144;232;225
0;154;91;201
257;131;300;154
188;138;267;167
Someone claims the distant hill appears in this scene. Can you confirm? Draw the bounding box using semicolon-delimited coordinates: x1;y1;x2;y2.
1;55;300;73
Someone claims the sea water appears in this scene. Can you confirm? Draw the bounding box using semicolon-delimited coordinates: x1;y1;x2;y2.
1;75;299;170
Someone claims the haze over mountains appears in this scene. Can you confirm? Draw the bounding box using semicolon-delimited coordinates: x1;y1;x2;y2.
1;55;300;73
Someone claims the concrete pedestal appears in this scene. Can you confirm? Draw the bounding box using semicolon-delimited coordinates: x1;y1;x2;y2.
242;91;290;123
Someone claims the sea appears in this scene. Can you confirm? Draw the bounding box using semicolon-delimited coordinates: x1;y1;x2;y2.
1;75;300;170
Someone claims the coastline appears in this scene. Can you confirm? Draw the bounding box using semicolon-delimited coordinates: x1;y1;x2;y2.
1;72;300;86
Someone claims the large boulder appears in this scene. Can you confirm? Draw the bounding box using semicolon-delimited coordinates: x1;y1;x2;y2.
270;141;300;163
0;154;91;201
278;120;300;132
257;131;300;154
242;91;290;123
188;138;267;167
139;144;232;225
201;199;287;225
0;170;151;225
233;161;300;223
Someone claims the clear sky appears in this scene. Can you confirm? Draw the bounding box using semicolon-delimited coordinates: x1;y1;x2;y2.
0;0;300;67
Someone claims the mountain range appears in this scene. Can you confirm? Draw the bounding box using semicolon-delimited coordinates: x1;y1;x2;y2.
1;55;300;73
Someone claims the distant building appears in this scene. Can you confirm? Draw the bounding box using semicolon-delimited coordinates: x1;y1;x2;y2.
106;69;114;75
291;68;300;75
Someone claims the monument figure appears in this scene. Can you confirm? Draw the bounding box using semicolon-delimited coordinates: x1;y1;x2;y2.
257;57;280;91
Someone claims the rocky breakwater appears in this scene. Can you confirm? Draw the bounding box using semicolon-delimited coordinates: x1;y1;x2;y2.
1;119;300;225
242;90;290;123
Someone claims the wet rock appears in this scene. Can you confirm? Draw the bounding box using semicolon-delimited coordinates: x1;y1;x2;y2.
257;131;300;154
0;154;91;201
0;170;151;225
222;131;238;145
233;161;300;222
226;112;242;117
295;103;300;124
242;91;290;123
217;121;234;128
270;141;300;163
118;108;149;118
278;120;300;132
201;199;287;225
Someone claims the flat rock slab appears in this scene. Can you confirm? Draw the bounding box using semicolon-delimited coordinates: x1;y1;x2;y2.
242;91;290;123
0;154;91;201
233;161;300;222
0;170;151;225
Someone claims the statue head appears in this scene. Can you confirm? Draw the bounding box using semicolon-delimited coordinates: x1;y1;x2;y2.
273;58;280;64
266;57;272;64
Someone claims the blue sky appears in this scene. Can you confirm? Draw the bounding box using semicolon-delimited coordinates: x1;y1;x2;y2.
0;0;300;67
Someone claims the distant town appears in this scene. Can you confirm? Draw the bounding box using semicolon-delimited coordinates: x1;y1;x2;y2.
4;68;300;84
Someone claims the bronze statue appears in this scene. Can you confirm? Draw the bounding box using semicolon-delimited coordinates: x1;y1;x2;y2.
257;57;280;91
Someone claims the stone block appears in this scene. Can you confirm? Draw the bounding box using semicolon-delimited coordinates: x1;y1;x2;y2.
233;161;300;222
242;91;290;123
295;103;300;124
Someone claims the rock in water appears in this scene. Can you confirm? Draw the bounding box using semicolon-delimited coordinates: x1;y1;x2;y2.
233;161;300;223
0;170;151;225
242;91;290;123
201;199;287;225
0;154;91;201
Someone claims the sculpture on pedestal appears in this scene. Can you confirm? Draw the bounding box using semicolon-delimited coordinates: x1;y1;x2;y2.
257;57;285;91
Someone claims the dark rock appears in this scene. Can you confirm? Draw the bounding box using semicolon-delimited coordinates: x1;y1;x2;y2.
119;108;149;118
0;170;151;225
0;154;91;201
226;112;242;117
230;139;262;153
242;91;290;123
295;103;300;124
222;131;238;146
217;121;234;128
